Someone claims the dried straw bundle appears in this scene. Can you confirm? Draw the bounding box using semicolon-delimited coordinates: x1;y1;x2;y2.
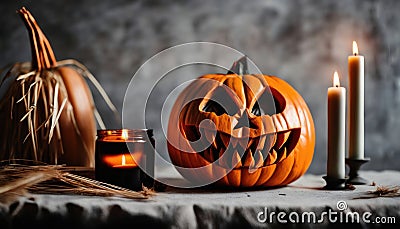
368;185;400;198
0;8;117;166
354;184;400;199
0;163;154;204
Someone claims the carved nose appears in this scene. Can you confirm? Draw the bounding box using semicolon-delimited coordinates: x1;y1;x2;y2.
234;111;250;129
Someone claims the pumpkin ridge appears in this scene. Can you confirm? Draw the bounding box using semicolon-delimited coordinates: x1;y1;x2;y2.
168;70;315;187
268;76;314;184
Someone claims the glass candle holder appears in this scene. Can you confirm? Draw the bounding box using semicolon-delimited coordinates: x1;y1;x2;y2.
95;129;155;191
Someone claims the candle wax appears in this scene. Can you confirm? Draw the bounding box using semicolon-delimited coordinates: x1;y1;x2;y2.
348;42;365;159
327;73;346;179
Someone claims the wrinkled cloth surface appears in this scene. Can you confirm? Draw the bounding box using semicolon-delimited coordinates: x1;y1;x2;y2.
0;170;399;228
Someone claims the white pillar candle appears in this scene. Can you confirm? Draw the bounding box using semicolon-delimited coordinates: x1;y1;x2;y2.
348;41;365;159
327;72;346;179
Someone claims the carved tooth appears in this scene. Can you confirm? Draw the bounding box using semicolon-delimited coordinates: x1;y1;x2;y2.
218;147;229;168
219;134;231;148
203;129;216;143
276;147;287;163
243;150;254;167
274;131;291;150
260;145;269;165
232;151;242;169
260;135;272;160
263;153;269;166
269;133;277;151
231;138;239;148
212;139;218;151
252;150;264;169
265;149;278;166
249;160;255;173
246;138;258;151
273;133;283;150
257;135;266;151
238;138;249;150
282;132;291;148
248;150;263;173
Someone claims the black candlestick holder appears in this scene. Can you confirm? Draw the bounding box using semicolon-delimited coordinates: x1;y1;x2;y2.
345;157;370;185
322;176;347;190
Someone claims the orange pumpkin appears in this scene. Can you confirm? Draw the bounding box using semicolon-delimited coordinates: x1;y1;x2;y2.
167;57;315;187
0;8;99;166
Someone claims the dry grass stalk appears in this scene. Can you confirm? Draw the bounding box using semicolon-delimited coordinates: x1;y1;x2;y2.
0;164;154;204
368;185;400;197
0;61;117;163
354;185;400;199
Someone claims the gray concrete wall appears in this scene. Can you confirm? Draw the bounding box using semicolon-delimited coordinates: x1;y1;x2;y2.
1;0;399;174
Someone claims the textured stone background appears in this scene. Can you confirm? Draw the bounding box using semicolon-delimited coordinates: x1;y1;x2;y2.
1;0;399;174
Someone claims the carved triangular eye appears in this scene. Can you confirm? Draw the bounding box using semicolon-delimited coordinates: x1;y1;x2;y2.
251;88;286;116
251;102;264;116
202;87;240;116
203;100;226;116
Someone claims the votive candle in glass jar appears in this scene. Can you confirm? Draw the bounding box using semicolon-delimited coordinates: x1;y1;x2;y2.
95;129;155;191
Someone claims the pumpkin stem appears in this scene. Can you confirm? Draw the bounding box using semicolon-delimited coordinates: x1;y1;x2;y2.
18;7;57;71
228;56;249;75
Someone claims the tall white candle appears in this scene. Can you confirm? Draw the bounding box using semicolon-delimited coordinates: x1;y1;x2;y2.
348;41;365;159
327;72;346;179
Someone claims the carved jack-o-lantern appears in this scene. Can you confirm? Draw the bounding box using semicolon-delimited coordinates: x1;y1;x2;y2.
167;57;315;187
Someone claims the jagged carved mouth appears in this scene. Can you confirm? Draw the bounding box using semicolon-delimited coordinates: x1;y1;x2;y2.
183;126;301;169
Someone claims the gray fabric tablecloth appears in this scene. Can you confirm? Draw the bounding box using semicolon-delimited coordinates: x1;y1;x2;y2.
1;170;399;228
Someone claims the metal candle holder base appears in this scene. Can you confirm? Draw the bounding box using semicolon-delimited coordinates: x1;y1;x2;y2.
345;158;370;185
322;176;347;190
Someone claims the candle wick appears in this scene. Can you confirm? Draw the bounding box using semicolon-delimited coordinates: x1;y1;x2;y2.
354;53;357;56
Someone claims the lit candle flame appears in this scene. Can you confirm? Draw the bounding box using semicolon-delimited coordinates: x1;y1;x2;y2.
122;129;129;140
333;71;340;87
121;154;126;165
352;41;358;55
